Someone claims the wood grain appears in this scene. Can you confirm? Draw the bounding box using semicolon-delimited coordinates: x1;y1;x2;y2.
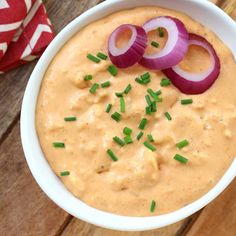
186;179;236;236
0;121;71;236
0;0;103;142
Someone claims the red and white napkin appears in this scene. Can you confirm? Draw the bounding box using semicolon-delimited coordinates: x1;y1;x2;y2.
0;0;54;73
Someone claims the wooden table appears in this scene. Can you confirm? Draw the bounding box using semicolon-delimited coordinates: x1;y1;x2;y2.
1;0;236;235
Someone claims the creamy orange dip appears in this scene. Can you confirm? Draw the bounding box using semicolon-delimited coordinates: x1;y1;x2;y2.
36;7;236;216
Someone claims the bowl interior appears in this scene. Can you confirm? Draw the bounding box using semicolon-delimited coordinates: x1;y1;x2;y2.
21;0;236;231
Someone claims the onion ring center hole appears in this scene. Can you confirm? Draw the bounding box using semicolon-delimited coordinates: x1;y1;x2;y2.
115;28;132;49
145;28;168;55
179;45;211;73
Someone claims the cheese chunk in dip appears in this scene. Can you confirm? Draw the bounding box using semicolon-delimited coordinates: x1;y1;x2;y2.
36;7;236;216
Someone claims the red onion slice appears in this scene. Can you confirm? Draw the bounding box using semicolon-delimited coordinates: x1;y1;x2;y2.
163;34;221;95
139;16;189;70
108;24;148;68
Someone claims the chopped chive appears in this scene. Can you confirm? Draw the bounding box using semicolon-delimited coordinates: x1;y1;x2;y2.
107;65;118;76
141;72;151;81
60;171;70;176
157;27;164;37
113;136;125;147
89;83;99;94
124;136;133;144
139;118;148;130
87;53;100;63
107;149;118;162
151;41;159;48
64;117;77;122
176;139;189;149
120;97;125;113
174;154;188;164
101;81;111;88
181;99;193;105
145;95;152;106
147;88;159;101
137;131;144;140
156;90;162;96
144;141;156;152
147;134;154;142
111;112;122;122
106;104;112;113
151;101;157;112
164;112;172;121
84;75;93;81
123;127;132;136
160;78;171;87
150;200;156;212
135;77;145;85
146;106;152;115
96;52;108;60
124;84;132;94
115;92;123;98
53;142;65;148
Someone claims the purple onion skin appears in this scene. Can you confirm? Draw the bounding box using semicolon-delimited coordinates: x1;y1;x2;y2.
163;34;221;95
139;16;189;70
108;25;148;69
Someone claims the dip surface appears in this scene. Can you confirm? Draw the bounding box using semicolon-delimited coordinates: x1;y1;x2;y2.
36;7;236;216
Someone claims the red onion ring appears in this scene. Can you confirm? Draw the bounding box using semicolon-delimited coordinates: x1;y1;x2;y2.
163;34;221;95
139;16;189;70
108;24;148;68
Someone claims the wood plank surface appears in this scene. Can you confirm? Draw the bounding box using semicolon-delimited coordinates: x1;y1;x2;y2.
0;122;71;236
0;0;236;236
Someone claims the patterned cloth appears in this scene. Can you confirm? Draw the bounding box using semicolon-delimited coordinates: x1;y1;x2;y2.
0;0;54;73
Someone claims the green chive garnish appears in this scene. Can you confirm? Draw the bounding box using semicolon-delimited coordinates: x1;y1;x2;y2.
176;139;189;149
160;78;171;87
120;97;125;113
141;72;151;81
137;131;144;140
87;53;100;63
144;141;156;152
151;101;157;112
139;118;148;130
124;84;132;94
89;83;99;94
157;27;164;37
135;78;145;85
107;65;118;76
164;112;172;121
150;200;156;212
107;149;118;162
115;92;123;98
96;52;108;60
156;90;162;96
101;81;111;88
174;154;188;164
147;88;159;101
53;142;65;148
60;171;70;176
106;104;112;113
124;136;133;144
181;99;193;105
64;117;77;122
123;127;132;136
84;75;93;81
146;106;152;115
147;134;154;142
111;112;121;122
113;136;125;147
145;95;152;106
151;41;159;48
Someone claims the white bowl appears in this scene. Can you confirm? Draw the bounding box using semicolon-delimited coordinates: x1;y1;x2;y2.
21;0;236;231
